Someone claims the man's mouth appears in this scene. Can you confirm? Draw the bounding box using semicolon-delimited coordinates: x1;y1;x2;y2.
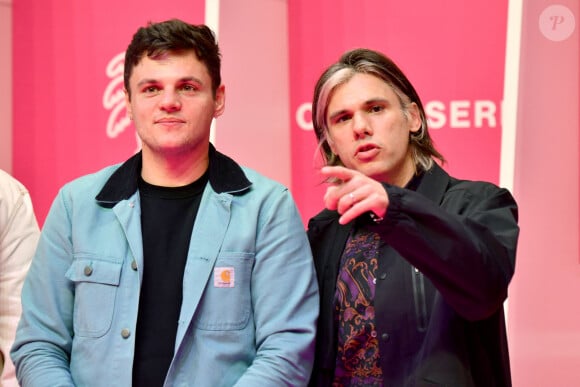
355;143;380;159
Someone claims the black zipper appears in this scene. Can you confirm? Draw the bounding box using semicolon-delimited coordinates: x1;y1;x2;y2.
411;266;428;332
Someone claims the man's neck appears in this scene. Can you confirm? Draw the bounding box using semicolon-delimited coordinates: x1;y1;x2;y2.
140;147;209;187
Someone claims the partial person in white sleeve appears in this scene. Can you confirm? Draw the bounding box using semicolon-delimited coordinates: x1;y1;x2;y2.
11;19;318;387
307;48;519;387
0;169;40;387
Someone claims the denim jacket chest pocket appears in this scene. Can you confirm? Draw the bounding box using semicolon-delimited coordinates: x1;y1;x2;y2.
193;252;254;331
65;257;123;338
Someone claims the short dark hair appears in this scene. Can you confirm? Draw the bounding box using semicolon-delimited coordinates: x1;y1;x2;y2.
312;48;445;172
124;19;221;98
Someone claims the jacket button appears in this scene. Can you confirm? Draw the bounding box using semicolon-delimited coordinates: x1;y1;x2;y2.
379;272;387;280
84;266;93;276
121;329;131;339
381;333;390;341
131;260;138;270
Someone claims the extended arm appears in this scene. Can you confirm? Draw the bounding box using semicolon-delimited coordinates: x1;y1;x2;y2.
377;182;518;320
319;165;518;321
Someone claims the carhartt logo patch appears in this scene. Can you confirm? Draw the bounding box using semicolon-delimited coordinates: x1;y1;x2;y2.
214;267;235;288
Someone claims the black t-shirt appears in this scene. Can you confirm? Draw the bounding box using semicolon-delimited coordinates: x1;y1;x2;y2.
132;172;208;387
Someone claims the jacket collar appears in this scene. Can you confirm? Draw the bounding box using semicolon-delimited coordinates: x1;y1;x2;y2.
415;163;450;205
95;143;252;208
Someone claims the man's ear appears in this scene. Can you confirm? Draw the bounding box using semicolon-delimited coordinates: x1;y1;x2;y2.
214;84;226;118
124;89;133;120
408;102;421;134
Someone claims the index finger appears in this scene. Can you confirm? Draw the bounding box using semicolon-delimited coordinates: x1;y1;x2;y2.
320;166;357;183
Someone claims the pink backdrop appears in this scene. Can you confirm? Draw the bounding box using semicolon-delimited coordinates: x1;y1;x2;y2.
507;1;580;385
12;0;205;224
288;0;507;223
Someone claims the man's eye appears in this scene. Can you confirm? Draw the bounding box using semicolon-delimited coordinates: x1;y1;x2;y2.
369;105;383;113
335;115;351;123
144;86;159;93
181;84;197;92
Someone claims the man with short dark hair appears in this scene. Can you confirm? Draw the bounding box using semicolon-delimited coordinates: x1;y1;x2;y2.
12;19;318;387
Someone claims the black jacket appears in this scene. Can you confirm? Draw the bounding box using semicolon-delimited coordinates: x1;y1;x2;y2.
307;164;519;387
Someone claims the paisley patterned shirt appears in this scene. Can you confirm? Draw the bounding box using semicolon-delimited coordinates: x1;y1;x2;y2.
333;228;384;387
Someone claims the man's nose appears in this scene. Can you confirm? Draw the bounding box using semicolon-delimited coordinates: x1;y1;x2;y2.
352;112;372;138
160;90;182;112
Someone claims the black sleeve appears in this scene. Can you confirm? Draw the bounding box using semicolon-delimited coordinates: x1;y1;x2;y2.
372;181;519;321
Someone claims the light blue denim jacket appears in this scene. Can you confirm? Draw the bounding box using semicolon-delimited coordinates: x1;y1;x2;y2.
11;146;319;387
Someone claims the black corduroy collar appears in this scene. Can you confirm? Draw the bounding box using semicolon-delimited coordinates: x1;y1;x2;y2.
95;143;252;208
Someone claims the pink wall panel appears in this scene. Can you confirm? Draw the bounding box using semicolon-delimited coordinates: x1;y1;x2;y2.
508;1;580;385
0;1;12;173
216;0;291;188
